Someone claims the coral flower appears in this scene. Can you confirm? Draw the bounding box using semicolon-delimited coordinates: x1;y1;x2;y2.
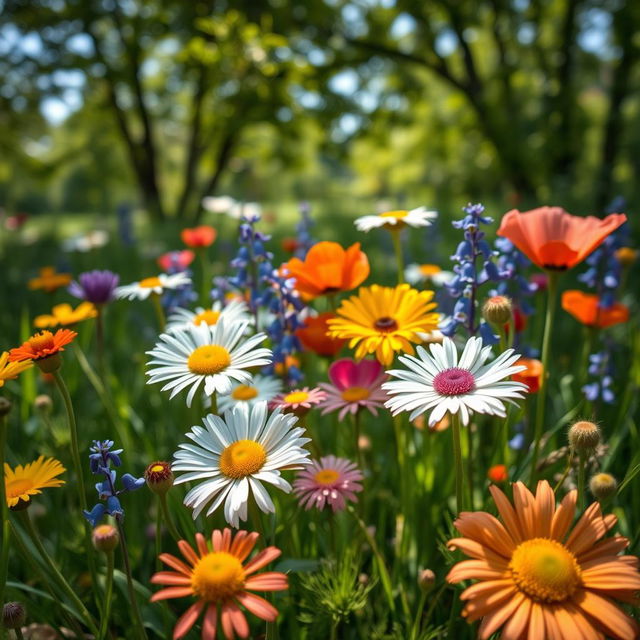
28;266;72;293
487;464;508;483
497;207;627;271
269;387;327;416
327;284;440;365
4;456;65;508
447;480;640;640
318;359;388;420
181;225;217;248
0;351;32;388
512;358;543;394
34;302;97;329
151;529;288;640
284;241;369;300
9;329;77;363
561;290;629;329
296;312;346;357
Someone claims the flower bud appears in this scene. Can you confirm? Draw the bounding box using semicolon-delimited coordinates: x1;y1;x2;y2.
418;569;436;592
2;602;26;629
35;353;62;374
0;397;12;417
144;461;174;495
568;421;600;452
482;296;513;325
589;473;617;501
34;394;53;414
487;464;508;483
615;247;637;267
92;524;119;552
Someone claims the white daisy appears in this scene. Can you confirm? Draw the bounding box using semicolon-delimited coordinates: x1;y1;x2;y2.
404;263;455;287
172;401;311;526
354;206;438;233
217;374;283;413
146;319;272;406
383;336;528;426
115;273;191;301
165;299;251;334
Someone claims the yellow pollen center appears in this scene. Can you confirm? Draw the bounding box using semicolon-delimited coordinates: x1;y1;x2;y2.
94;524;114;536
193;310;221;326
509;538;582;603
232;385;259;401
191;552;246;602
219;440;266;479
419;264;442;276
341;386;370;402
150;465;165;473
139;277;162;289
314;469;340;485
379;210;408;219
187;345;231;375
6;478;33;498
28;332;55;351
283;391;309;404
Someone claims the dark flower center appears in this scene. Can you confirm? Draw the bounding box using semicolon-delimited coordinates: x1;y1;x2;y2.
374;316;398;332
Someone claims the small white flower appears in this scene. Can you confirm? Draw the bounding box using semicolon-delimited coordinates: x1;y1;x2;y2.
217;374;283;413
383;336;527;426
173;401;311;527
146;319;271;406
166;299;251;334
115;273;191;301
355;206;438;233
404;263;455;287
201;195;237;213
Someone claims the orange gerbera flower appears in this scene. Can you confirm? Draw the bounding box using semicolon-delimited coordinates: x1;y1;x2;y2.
181;225;217;248
296;312;346;357
512;357;543;393
151;529;288;640
28;266;72;293
561;290;629;328
9;329;77;363
447;480;640;640
497;207;626;271
285;241;369;300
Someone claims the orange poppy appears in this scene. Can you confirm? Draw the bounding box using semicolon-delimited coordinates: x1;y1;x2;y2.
561;290;629;328
284;241;369;300
512;358;543;393
497;207;626;270
487;464;508;483
9;329;77;363
181;226;217;248
296;313;346;357
281;237;300;253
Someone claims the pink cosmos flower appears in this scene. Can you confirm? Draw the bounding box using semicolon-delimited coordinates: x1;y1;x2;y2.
269;387;327;416
293;456;363;512
318;359;388;420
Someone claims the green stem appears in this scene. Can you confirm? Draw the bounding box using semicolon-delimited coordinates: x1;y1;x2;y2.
151;293;166;332
529;272;559;484
409;589;428;640
578;451;587;511
353;411;363;471
18;510;98;636
554;450;574;494
98;552;115;640
159;493;181;542
451;414;466;513
466;425;474;510
199;248;212;307
0;415;9;617
95;307;107;384
390;230;404;284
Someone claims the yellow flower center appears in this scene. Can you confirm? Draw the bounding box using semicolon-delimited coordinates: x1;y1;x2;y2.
139;277;163;289
28;332;55;352
419;264;442;276
341;386;370;402
150;464;165;473
314;469;340;485
283;391;309;404
187;345;231;375
509;538;582;603
191;551;246;602
232;385;259;401
193;310;221;326
94;524;115;537
379;210;408;219
219;440;266;479
6;478;33;499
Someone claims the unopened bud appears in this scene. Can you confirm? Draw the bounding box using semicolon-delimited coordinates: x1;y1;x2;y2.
482;296;513;325
2;602;26;629
615;247;637;267
34;394;53;414
144;461;174;495
35;353;62;374
418;569;436;592
568;421;600;452
92;524;119;552
589;473;617;501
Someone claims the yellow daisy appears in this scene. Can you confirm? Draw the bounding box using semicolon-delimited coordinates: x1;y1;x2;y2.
327;284;440;365
0;351;33;388
28;266;72;293
34;302;98;329
4;456;65;508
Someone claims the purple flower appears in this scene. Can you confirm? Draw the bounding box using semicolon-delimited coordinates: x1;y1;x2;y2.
69;270;119;305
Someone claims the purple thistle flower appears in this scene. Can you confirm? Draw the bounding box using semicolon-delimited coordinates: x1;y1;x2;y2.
69;270;119;305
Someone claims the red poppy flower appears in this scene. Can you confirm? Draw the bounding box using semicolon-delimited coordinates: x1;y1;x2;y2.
296;313;346;357
487;464;508;483
181;226;217;248
497;207;626;270
512;358;543;393
561;290;629;328
281;237;300;253
157;250;195;272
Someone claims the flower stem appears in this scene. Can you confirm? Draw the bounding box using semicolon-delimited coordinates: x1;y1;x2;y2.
150;293;165;332
577;451;587;511
390;230;404;284
529;272;559;484
199;248;212;307
0;415;10;615
409;589;428;640
451;413;466;513
98;551;115;640
95;307;107;383
352;410;363;471
159;493;180;542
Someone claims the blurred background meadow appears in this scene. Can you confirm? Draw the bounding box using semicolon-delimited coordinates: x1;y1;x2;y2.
1;1;640;639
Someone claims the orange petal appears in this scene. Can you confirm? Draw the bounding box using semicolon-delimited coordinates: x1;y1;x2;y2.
173;601;204;639
550;490;577;542
235;591;279;622
243;547;281;575
573;590;640;640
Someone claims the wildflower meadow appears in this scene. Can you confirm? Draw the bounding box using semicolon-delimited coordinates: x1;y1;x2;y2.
0;200;639;640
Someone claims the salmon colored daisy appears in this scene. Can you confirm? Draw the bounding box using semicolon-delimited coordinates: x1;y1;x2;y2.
150;529;288;640
34;302;98;329
447;480;640;640
8;329;77;363
327;284;440;365
0;351;32;388
4;456;65;508
269;387;327;417
512;358;543;394
497;207;626;271
295;312;346;357
28;266;72;293
561;290;629;329
181;225;217;248
284;241;370;300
